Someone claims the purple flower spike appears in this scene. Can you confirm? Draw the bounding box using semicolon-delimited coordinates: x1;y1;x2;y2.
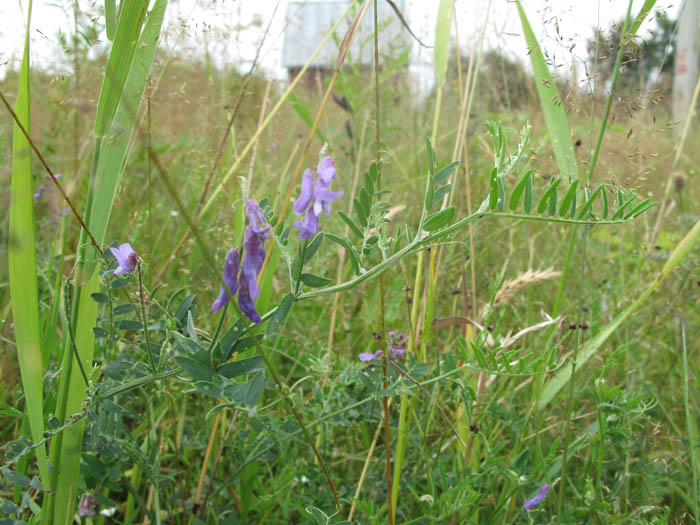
78;494;97;518
523;484;550;510
359;350;383;361
294;169;314;214
293;155;343;239
237;225;268;324
110;243;139;275
211;248;240;312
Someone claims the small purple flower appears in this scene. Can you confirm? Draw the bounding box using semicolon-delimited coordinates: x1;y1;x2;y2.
78;493;97;517
109;243;139;275
359;350;382;361
293;156;343;239
33;173;61;200
523;483;550;510
389;347;404;358
211;248;240;312
358;347;404;362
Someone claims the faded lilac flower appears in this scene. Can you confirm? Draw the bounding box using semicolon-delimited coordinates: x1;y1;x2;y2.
293;156;343;239
358;347;403;362
523;484;550;510
33;173;61;199
109;243;139;275
359;350;382;361
78;493;97;517
211;248;240;312
312;156;343;217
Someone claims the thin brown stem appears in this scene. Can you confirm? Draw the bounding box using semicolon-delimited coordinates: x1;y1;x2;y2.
0;88;101;252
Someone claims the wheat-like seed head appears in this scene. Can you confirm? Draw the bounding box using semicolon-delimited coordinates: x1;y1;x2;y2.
481;268;561;318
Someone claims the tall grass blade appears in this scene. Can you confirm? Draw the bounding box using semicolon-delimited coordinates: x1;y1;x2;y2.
516;0;578;182
49;2;164;521
433;0;453;89
76;0;150;284
8;0;49;488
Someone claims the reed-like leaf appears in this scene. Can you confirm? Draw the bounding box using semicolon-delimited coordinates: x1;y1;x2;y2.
49;1;165;521
8;0;49;488
433;0;453;89
516;1;578;182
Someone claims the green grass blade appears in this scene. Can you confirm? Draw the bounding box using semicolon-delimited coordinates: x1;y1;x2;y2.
49;2;165;521
516;1;578;182
77;0;155;283
51;276;100;524
539;218;700;408
433;0;453;88
8;0;49;489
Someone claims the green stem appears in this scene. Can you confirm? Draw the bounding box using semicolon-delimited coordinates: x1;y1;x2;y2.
137;262;157;374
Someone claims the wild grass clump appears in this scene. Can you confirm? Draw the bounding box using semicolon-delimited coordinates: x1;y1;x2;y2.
1;1;699;523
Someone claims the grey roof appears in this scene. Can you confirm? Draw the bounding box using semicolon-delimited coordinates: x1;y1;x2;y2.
282;1;410;68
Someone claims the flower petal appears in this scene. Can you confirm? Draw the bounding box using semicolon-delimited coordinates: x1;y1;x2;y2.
294;208;320;240
293;169;315;215
246;200;269;236
523;484;550;510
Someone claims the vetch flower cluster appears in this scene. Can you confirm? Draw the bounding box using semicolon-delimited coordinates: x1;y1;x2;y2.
211;200;269;324
359;330;407;361
293;156;343;239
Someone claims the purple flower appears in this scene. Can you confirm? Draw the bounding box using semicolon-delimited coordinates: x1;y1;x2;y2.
358;347;404;362
211;248;240;312
293;169;314;215
78;493;97;517
109;243;139;275
294;208;320;240
293;156;343;239
359;350;382;361
523;484;550;510
33;173;61;200
246;199;269;237
210;201;269;324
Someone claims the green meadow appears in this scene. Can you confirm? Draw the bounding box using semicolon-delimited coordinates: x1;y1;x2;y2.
1;0;699;523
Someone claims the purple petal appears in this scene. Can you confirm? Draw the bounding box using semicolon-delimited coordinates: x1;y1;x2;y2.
237;225;267;324
294;208;320;240
211;285;230;312
317;156;336;185
222;248;240;295
238;275;262;324
359;350;383;361
110;243;138;275
389;347;404;359
246;200;269;236
523;484;550;510
211;248;240;312
293;169;315;215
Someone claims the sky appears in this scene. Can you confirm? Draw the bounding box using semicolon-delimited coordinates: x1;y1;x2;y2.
0;0;680;88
